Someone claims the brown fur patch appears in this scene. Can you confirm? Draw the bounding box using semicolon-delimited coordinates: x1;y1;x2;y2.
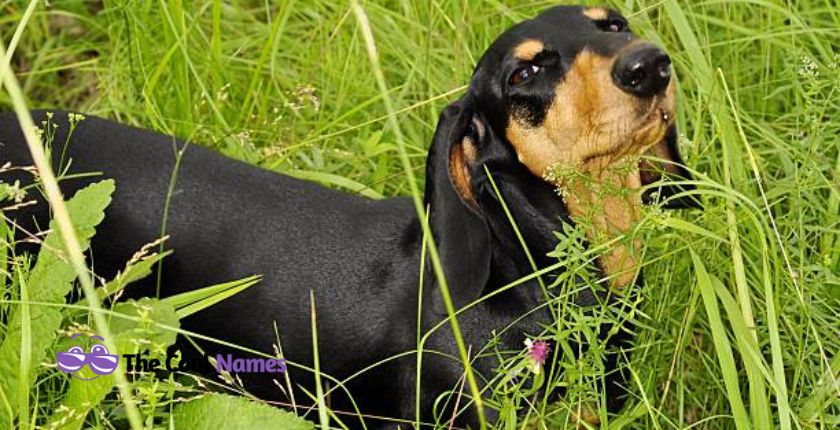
528;401;600;428
563;162;643;288
505;49;676;288
450;138;478;209
571;402;601;428
513;39;544;61
583;7;609;20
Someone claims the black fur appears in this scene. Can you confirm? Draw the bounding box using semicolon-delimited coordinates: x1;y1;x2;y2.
0;5;695;427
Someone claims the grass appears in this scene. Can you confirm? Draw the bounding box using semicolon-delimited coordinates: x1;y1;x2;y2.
1;0;839;428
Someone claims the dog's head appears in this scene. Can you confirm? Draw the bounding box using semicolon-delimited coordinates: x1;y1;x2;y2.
426;5;698;306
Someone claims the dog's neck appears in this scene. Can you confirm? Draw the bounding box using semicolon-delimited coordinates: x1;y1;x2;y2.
479;157;645;293
555;155;644;289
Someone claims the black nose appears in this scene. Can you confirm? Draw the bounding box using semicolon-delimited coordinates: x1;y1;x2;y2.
612;45;672;97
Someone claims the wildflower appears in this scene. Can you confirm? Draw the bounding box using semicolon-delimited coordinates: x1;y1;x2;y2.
524;338;550;374
68;112;86;124
216;83;231;102
798;56;819;77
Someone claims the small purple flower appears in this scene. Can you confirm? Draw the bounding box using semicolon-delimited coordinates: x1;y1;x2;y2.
524;338;550;374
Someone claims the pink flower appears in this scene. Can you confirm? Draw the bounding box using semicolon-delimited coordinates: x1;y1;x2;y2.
524;339;550;374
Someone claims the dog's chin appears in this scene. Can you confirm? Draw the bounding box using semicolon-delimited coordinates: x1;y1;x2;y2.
578;120;673;171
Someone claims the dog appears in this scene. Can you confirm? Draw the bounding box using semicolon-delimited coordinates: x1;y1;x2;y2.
0;4;697;427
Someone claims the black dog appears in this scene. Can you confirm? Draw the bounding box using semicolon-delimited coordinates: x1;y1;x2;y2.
0;5;696;427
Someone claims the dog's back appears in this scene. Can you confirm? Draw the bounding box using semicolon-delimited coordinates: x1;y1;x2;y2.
0;110;423;407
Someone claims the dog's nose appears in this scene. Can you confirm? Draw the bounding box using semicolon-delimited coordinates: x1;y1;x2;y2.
611;45;671;97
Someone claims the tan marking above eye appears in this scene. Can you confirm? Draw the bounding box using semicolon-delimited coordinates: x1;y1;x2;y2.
513;39;544;61
583;7;609;20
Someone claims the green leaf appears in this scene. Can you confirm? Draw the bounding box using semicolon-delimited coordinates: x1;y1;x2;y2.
0;179;114;428
174;393;313;430
162;274;261;319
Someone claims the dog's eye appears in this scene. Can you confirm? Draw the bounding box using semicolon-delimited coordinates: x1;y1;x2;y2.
596;18;627;32
509;64;541;86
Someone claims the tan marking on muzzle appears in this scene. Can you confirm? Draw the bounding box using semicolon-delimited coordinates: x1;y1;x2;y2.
513;39;544;61
583;8;609;20
506;49;676;288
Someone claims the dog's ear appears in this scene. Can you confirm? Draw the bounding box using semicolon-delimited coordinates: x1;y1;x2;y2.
424;100;492;310
639;126;701;209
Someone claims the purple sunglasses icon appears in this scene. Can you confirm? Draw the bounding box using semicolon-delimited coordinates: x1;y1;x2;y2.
57;335;118;380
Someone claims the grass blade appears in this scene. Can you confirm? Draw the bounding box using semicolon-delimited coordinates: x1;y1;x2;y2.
310;290;330;429
16;269;30;429
171;275;262;319
0;37;144;430
350;1;486;426
691;250;750;430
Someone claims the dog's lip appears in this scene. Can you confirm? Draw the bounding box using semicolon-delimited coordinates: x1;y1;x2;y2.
642;94;674;125
579;96;674;166
635;94;675;143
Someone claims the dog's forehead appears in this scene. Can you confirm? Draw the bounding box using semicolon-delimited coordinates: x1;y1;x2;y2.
484;6;631;64
469;5;633;114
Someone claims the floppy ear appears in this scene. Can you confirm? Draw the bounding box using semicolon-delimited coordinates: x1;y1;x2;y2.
639;125;701;209
424;100;492;310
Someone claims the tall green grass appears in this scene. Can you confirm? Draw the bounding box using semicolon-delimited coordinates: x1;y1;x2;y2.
1;0;838;428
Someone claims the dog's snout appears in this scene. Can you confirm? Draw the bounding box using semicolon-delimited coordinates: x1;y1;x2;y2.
612;45;671;97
